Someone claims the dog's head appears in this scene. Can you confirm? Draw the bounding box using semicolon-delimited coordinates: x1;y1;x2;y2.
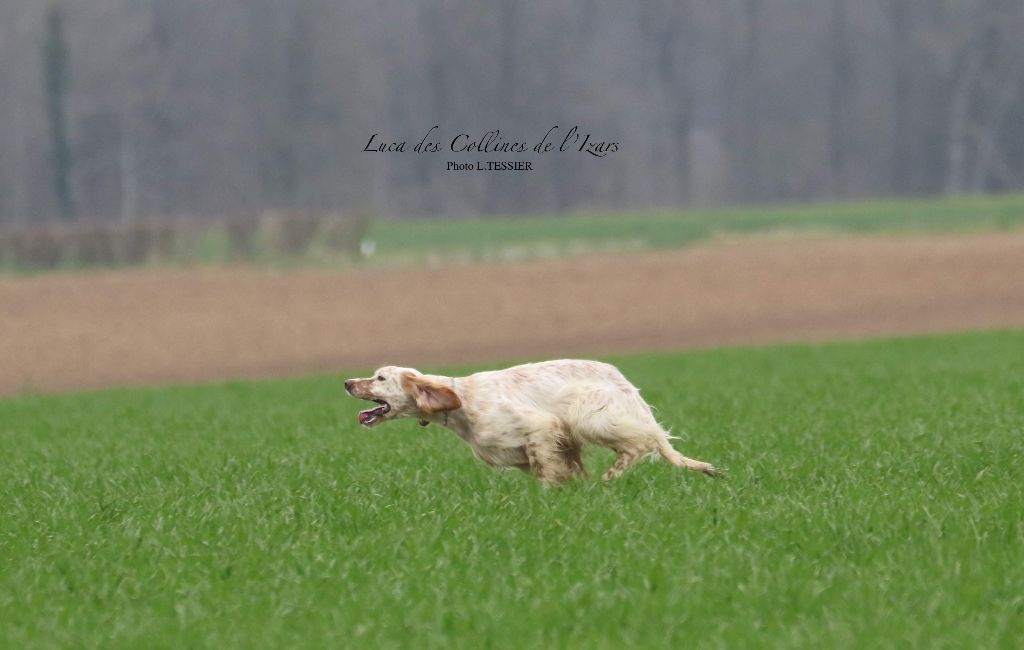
344;366;462;427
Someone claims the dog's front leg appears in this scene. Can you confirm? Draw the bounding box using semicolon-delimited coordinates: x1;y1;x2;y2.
560;445;589;479
523;428;575;486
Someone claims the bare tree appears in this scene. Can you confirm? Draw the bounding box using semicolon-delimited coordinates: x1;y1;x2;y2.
826;0;854;197
42;1;75;220
888;0;915;195
726;0;763;202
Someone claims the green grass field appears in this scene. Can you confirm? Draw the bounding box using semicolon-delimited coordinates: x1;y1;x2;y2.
363;193;1024;266
2;331;1023;648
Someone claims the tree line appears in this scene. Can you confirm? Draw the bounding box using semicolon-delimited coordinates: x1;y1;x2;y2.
0;0;1022;224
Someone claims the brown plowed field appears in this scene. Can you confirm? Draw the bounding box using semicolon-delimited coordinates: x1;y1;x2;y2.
2;232;1024;396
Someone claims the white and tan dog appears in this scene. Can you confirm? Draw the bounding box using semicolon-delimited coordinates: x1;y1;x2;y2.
345;360;720;485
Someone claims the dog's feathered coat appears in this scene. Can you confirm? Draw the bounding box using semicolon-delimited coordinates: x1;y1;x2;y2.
345;360;719;484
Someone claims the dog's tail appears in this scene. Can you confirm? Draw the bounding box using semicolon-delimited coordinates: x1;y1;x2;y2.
655;435;723;478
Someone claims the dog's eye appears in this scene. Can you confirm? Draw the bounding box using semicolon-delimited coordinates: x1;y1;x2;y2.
377;375;384;381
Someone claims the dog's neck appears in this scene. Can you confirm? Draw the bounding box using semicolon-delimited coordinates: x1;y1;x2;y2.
420;374;470;437
444;376;456;427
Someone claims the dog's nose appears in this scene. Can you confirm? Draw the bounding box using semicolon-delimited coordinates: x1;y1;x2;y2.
344;379;354;392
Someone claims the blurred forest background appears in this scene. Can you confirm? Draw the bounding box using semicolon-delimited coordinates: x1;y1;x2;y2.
1;0;1024;226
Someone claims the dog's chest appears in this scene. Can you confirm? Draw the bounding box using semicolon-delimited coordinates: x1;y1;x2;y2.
471;442;528;468
462;426;530;468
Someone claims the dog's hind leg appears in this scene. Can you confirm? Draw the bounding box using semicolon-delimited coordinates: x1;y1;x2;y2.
583;416;720;479
602;435;720;480
602;448;644;481
566;385;721;480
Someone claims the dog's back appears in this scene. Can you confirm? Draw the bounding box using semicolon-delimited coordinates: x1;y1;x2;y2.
467;359;641;407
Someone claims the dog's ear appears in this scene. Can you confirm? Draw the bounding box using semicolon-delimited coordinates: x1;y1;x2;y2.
401;373;462;414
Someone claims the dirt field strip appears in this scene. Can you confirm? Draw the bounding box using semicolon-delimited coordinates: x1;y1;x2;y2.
2;231;1024;396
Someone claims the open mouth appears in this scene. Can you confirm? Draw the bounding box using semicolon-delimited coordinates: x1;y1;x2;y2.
358;399;391;427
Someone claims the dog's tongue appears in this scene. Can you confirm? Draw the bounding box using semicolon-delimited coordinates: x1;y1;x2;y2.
358;404;388;426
